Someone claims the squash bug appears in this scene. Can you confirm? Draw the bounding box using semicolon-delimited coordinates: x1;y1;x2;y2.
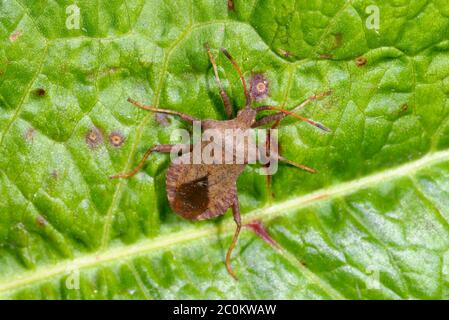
110;43;331;279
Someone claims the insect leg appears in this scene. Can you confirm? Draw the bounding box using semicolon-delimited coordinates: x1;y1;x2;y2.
204;43;233;118
278;155;317;174
264;127;277;198
267;118;317;181
127;98;197;124
226;195;242;280
220;48;251;107
109;144;189;179
252;91;331;129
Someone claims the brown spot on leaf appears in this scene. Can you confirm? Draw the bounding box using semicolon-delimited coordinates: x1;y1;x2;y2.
24;128;36;142
51;170;59;179
9;30;22;42
36;216;48;228
319;53;333;60
227;0;235;11
277;48;295;59
35;88;46;97
250;73;269;101
356;56;367;67
155;113;170;127
401;104;409;112
85;127;103;149
108;131;125;147
333;33;343;49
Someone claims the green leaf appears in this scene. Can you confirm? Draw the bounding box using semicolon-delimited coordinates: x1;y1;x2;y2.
1;0;449;299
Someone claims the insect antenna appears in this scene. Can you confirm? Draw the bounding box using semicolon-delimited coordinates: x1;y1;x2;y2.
205;43;233;118
220;48;251;107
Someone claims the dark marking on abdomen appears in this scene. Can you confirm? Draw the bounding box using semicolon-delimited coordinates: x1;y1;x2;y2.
172;174;209;218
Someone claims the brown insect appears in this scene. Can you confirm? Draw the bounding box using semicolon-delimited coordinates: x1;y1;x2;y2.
110;43;331;279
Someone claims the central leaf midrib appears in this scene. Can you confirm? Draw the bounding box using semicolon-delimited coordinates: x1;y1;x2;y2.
1;148;448;296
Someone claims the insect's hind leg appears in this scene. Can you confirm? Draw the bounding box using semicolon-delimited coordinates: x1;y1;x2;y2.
262;94;321;177
263;128;277;199
226;195;242;280
110;144;187;179
205;43;233;119
261;126;316;197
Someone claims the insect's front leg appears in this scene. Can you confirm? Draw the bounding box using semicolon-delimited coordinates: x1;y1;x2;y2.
110;144;191;179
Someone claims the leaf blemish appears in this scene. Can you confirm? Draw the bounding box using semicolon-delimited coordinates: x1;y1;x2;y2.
50;170;59;179
278;48;295;59
85;127;103;149
35;88;46;97
9;30;22;42
24;128;36;142
319;33;342;59
109;131;125;147
36;216;48;228
398;103;411;116
319;53;333;60
333;33;343;49
356;56;367;67
250;73;269;101
155;113;170;127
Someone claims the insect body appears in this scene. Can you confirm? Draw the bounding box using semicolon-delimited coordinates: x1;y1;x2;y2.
111;44;330;279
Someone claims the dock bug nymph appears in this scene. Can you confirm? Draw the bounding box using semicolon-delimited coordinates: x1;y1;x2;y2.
110;43;331;279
